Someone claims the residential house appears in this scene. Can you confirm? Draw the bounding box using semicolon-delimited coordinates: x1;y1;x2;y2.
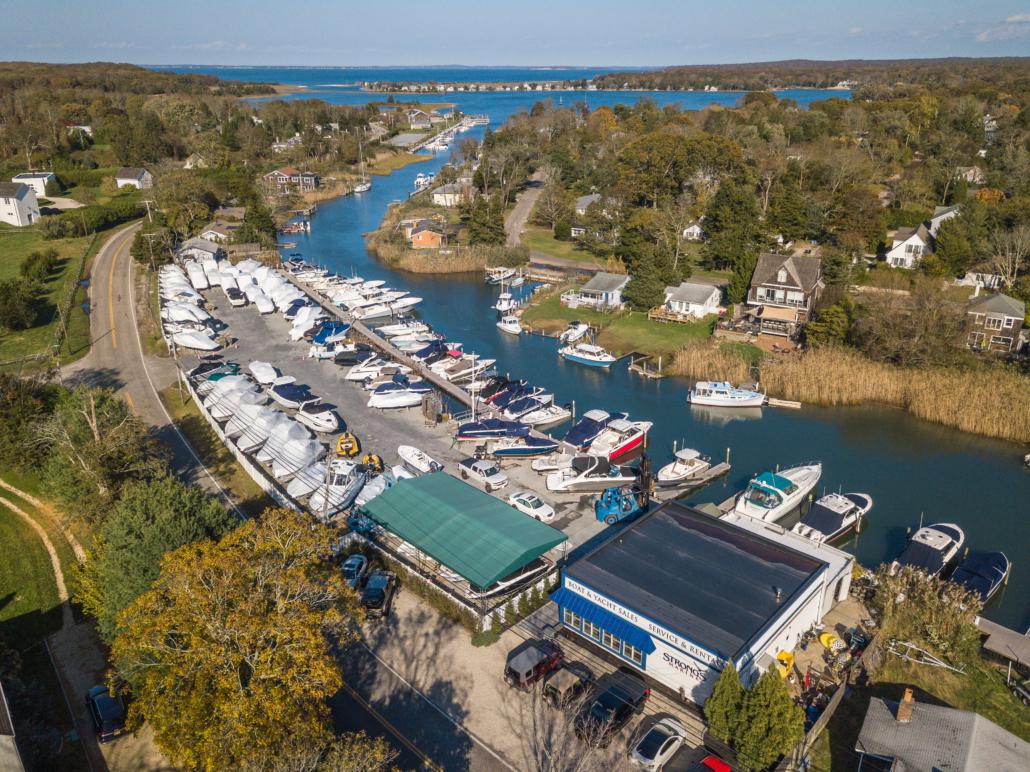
956;165;985;185
431;183;471;207
885;224;931;269
570;271;630;311
429;111;447;125
271;133;303;153
966;293;1025;353
214;206;247;222
855;690;1030;772
0;182;40;227
199;220;240;243
11;171;55;198
664;282;722;318
262;168;320;194
114;167;153;189
399;218;436;240
177;236;223;262
408;110;432;130
929;204;961;237
746;252;823;337
184;153;208;170
410;225;444;250
681;220;705;242
0;680;23;772
574;193;601;216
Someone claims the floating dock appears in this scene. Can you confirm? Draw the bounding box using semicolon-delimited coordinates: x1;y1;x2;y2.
651;462;732;501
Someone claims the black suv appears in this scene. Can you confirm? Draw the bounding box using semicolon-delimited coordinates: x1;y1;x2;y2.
86;685;126;743
361;570;397;618
574;670;649;747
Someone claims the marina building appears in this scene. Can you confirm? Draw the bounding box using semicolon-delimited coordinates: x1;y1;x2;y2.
551;502;853;704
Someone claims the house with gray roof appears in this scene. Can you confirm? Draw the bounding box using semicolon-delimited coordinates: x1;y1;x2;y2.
856;690;1030;771
746;253;823;337
664;281;722;318
886;223;932;269
929;203;962;236
114;167;153;189
0;182;39;227
573;271;630;311
177;236;224;262
966;293;1025;353
574;193;601;216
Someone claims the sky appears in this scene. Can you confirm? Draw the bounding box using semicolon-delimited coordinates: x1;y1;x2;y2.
4;0;1030;67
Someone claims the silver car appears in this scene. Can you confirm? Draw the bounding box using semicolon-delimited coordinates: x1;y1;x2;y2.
630;717;687;769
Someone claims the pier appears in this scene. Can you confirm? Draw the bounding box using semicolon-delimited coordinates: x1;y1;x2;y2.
409;115;489;153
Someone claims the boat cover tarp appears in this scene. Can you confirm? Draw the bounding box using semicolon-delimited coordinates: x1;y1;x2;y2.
798;503;847;535
755;471;793;492
359;472;566;588
897;541;946;574
550;586;656;654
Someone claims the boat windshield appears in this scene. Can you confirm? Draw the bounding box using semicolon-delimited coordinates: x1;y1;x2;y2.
745;483;783;509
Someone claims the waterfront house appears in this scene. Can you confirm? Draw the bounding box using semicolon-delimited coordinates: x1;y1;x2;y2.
177;236;223;262
955;270;1004;291
114;167;153;190
399;218;436;240
431;183;471;207
10;171;55;198
681;220;705;242
885;224;931;269
410;225;444;250
966;293;1025;353
562;271;630;312
663;282;722;318
746;253;823;337
262;168;320;194
0;182;40;227
407;110;432;130
928;204;961;237
199;220;239;243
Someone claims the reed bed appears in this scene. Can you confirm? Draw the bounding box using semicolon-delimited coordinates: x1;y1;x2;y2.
666;343;754;384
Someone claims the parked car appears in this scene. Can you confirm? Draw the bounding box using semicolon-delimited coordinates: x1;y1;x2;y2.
542;663;593;708
631;717;688;769
504;639;563;691
86;685;126;743
687;754;732;772
507;490;556;522
361;570;397;618
459;458;508;491
341;553;370;589
574;670;650;748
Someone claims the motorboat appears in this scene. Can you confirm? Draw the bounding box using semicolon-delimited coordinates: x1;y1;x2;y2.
333;344;375;366
732;463;822;523
295;402;342;434
361;367;420;391
172;330;220;351
520;403;572;428
890;523;966;578
206;385;266;422
345;356;395;382
224;403;276;440
558;321;590;344
655;449;713;487
367;375;432;409
351;303;393;320
491;383;540;410
562;409;628;450
377;320;430;338
559;343;617;368
493;292;517;313
389;296;422;314
255;419;311;465
353;466;414;509
196;372;249;398
489;435;561;458
397;445;443;476
394;335;440;353
312;321;351;346
271;438;327;481
436;356;495;382
248;361;280;385
588;419;653;461
270;379;320;409
501;394;553;421
235;411;294;454
479;376;516;401
485;267;516;285
455;418;530;442
284;461;327;499
791;492;872;543
308;341;352;361
688;381;765;408
496;315;523;335
308;459;367;518
546;455;636;493
950;551;1010;603
530;452;577;473
188;359;231;382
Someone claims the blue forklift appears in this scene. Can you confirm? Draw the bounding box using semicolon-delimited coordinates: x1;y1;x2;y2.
594;456;653;525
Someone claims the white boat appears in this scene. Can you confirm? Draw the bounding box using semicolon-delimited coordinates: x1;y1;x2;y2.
656;448;712;487
559;343;617;368
588;419;652;461
353;466;414;508
530;452;577;473
732;463;822;523
206;386;266;422
389;296;422;314
792;492;873;543
397;445;443;476
345;357;393;382
520;403;572;428
377;320;430;337
224;403;276;440
235;411;294;454
248;361;280;385
308;459;366;518
688;381;765;408
172;330;220;351
367;378;432;409
558;321;590;343
890;523;966;578
437;356;495;382
286;461;328;499
493;292;517;313
351;303;393;320
295;402;342;434
271;438;327;481
485;267;516;285
546;455;636;493
496;315;523;335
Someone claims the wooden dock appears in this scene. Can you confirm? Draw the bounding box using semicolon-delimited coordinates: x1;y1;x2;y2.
628;353;664;379
651;461;732;501
766;397;802;409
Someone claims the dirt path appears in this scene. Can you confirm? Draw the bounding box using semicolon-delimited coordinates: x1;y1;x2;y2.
505;171;545;247
0;478;85;561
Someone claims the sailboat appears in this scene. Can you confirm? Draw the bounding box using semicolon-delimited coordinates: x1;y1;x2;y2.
353;131;371;193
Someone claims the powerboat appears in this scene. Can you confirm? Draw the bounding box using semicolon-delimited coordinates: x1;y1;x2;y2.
172;330;220;351
333;344;375;366
248;361;280;385
311;321;350;346
890;523;966;578
791;492;872;543
520;403;572;428
493;293;517;313
559;343;617;368
688;381;765;408
732;463;822;523
562;409;627;450
234;411;294;454
496;315;523;335
588;419;652;461
502;394;553;421
546;455;637;493
367;375;432;409
438;356;495;383
530;452;577;473
493;384;543;411
655;449;713;487
389;296;422;314
559;321;590;344
361;368;420;391
286;461;329;499
950;551;1011;603
377;319;430;338
485;267;516;285
485;379;528;404
308;459;366;518
354;466;414;508
345;356;395;382
295;402;342;434
397;445;443;476
455;418;530;441
270;379;321;409
489;435;561;458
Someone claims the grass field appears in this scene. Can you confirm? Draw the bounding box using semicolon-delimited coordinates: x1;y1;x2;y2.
521;225;599;263
367;151;432;176
0;500;62;642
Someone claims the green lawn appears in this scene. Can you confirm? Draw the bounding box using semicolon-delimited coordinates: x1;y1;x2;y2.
0;501;62;643
521;225;599;263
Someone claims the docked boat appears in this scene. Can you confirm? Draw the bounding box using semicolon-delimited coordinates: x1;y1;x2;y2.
520;403;573;428
732;463;822;523
558;321;590;344
890;523;966;578
485;267;515;285
559;342;617;368
479;376;516;401
950;551;1011;603
688;381;765;408
588;419;653;461
397;445;443;476
530;451;577;473
492;384;543;411
493;293;517;313
366;375;432;409
389;296;422;314
270;378;320;409
308;459;367;518
546;455;636;493
791;492;872;543
496;315;523;335
501;394;553;421
655;449;713;487
562;409;627;450
295;402;342;434
377;320;430;338
489;435;561;458
455;418;530;442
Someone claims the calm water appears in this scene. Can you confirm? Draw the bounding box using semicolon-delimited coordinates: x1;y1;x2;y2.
166;66;1030;629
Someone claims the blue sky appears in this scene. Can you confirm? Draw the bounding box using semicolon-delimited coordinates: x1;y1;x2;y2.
6;0;1030;66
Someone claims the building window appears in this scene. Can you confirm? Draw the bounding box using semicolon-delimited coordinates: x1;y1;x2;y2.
624;643;643;666
776;269;787;283
582;619;601;641
563;609;581;629
1004;317;1015;328
990;336;1013;348
602;631;622;652
985;316;1003;330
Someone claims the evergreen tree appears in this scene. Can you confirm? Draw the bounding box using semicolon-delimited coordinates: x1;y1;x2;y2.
734;671;805;772
0;279;37;331
727;249;758;305
702;179;763;272
704;663;744;743
933;218;977;276
804;302;852;346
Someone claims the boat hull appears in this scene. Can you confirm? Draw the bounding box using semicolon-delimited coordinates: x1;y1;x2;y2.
689;393;766;408
560;352;615;368
367;392;425;409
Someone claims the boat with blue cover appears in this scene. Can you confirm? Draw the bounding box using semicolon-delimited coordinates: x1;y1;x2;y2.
270;378;320;409
456;418;530;442
559;342;617;368
889;523;966;578
311;320;350;346
562;409;628;450
367;374;432;409
489;435;561;458
950;551;1010;603
501;394;553;421
732;463;822;522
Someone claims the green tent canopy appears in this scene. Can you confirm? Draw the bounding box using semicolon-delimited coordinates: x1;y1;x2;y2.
358;473;567;589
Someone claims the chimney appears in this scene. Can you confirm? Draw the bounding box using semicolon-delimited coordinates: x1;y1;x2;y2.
896;688;915;723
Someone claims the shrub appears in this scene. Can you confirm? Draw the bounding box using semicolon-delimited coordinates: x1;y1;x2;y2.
0;279;38;330
19;248;58;283
554;221;572;240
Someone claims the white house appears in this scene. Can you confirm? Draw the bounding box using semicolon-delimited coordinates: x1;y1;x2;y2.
183;153;208;170
199;221;239;243
885;224;931;269
11;172;55;198
664;282;722;318
177;237;223;262
681;220;705;242
431;183;470;207
0;182;40;227
928;204;961;237
575;193;601;216
955;166;985;185
114;167;153;190
563;271;630;311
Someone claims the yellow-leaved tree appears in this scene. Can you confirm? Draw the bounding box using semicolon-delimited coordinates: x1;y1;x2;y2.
111;507;375;770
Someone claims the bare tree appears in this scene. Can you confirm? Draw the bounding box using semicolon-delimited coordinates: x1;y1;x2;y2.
990;225;1030;288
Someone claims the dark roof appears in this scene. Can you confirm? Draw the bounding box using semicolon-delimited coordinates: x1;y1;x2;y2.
115;166;147;179
856;697;1030;771
581;271;630;294
894;223;931;243
0;182;29;199
750;253;822;293
968;293;1024;318
565;501;826;660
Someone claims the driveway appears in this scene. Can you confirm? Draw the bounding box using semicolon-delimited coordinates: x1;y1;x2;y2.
505;172;545;247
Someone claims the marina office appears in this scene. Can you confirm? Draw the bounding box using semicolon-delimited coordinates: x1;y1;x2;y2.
551;502;853;704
